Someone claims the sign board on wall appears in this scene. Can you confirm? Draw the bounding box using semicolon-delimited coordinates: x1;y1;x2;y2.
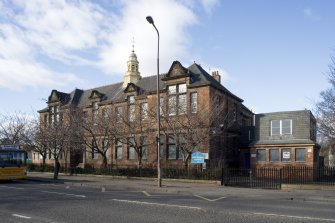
283;151;290;159
191;152;205;164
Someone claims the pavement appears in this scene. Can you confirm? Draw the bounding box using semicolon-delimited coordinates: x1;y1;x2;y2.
27;171;335;203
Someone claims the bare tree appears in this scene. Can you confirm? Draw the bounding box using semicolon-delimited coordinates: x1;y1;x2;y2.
0;112;33;145
38;105;84;180
81;106;116;170
315;54;335;165
112;102;155;168
316;55;335;138
156;94;233;168
31;122;49;170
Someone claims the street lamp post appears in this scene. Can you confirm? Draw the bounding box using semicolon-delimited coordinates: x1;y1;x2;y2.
146;15;162;187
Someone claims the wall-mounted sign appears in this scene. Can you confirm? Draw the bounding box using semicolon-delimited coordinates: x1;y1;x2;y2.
191;152;205;164
283;151;291;159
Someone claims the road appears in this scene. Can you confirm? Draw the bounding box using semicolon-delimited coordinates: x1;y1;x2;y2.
0;180;334;223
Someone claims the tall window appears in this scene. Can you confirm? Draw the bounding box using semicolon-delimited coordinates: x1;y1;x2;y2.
141;136;148;160
49;105;60;126
83;111;88;124
160;98;165;116
168;135;177;159
116;140;123;160
159;135;164;159
295;148;306;162
92;102;98;125
167;135;184;160
128;96;135;122
91;140;98;159
44;114;48;127
271;120;281;135
282;120;292;134
168;83;187;116
103;140;110;161
128;138;135;160
141;102;148;120
190;92;198;114
56;106;60;123
269;148;279;162
102;107;109;121
116;107;123;123
271;120;292;135
178;134;186;160
257;149;266;162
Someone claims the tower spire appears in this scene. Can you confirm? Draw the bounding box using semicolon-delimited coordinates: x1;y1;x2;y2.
132;37;135;52
123;40;141;88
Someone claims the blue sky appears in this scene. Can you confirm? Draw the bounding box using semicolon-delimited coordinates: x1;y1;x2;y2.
0;0;334;116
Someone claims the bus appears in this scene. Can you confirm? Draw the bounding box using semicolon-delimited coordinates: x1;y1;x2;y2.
0;145;27;180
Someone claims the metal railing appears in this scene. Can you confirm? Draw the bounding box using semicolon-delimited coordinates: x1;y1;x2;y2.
28;164;335;189
223;166;335;189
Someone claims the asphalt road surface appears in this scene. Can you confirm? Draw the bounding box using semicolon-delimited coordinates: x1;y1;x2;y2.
0;180;335;223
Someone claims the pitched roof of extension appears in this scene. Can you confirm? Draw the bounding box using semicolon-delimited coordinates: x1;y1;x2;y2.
39;61;244;112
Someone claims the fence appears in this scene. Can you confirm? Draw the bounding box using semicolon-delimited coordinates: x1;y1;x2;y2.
28;163;222;181
28;164;335;189
223;166;335;189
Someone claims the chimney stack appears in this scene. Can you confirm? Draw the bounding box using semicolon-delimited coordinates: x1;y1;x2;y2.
212;71;221;83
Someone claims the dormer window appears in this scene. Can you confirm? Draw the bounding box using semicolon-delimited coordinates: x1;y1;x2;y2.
49;105;61;126
179;84;186;93
271;119;292;136
168;83;187;116
128;96;135;104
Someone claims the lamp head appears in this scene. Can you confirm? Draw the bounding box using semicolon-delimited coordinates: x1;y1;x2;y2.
146;16;154;24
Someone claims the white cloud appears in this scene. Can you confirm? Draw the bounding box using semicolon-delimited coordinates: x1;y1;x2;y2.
0;0;222;91
13;0;113;64
0;59;81;90
98;0;197;77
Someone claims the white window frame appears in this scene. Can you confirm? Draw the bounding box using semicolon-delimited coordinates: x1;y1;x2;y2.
271;119;292;136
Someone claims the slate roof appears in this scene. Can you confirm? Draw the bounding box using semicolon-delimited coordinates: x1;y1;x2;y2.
39;61;245;112
187;63;243;102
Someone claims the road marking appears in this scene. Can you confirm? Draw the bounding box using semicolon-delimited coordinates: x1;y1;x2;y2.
0;185;24;190
253;212;335;222
194;195;226;202
142;191;151;196
112;199;202;210
41;190;86;198
12;214;31;219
